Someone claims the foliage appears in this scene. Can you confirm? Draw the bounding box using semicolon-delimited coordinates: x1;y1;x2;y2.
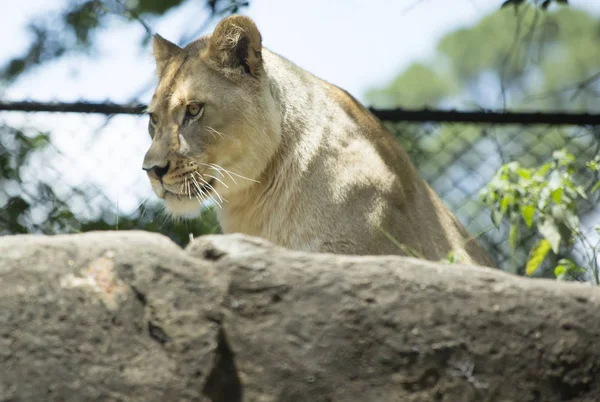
0;0;238;245
367;4;599;276
1;0;249;82
367;6;600;111
501;0;568;10
0;125;219;246
365;63;458;109
1;126;51;234
480;150;600;283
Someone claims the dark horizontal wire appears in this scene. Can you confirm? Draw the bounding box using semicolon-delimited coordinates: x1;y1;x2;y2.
1;101;599;126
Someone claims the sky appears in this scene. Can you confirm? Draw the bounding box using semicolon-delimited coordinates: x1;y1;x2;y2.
1;0;599;217
1;0;508;103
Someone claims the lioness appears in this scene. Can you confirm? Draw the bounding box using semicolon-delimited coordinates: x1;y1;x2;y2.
142;15;496;267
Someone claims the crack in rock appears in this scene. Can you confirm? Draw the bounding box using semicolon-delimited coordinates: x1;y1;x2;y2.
202;328;243;402
148;321;171;345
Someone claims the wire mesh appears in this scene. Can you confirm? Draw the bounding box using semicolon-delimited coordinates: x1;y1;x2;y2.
1;102;598;273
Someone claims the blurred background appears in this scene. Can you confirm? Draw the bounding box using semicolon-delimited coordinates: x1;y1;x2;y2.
1;0;599;280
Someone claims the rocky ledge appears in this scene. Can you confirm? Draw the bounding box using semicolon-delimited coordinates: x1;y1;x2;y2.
1;231;599;402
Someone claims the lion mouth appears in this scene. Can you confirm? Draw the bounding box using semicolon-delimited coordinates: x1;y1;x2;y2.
164;178;216;199
192;177;216;196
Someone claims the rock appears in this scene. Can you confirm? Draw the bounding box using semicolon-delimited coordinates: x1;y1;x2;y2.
1;231;599;402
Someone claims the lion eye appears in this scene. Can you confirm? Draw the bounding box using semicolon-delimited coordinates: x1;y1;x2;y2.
149;113;158;126
186;103;204;118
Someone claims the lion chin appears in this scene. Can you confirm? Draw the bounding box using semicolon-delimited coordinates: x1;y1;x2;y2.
163;193;204;219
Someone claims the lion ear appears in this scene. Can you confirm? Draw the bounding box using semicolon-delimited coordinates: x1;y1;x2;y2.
152;34;182;77
207;15;262;77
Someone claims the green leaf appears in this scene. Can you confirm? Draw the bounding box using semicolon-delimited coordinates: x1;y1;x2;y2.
550;205;580;234
500;194;512;214
554;264;566;279
492;209;503;227
31;133;50;149
552;149;574;165
574;185;588;200
534;163;551;179
517;169;531;179
447;251;455;264
592;180;600;193
509;224;519;250
539;218;561;253
551;188;563;204
526;239;552;276
555;259;585;280
563;209;580;233
520;204;535;228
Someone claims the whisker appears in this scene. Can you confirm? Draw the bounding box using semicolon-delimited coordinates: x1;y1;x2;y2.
185;176;192;199
140;202;147;219
213;167;236;184
133;196;150;219
200;174;228;204
215;191;226;205
190;180;205;206
209;163;260;183
189;174;203;197
202;185;222;210
204;174;229;189
202;164;226;178
196;185;212;209
191;173;221;208
197;162;237;184
195;172;224;203
193;189;205;205
206;126;225;138
157;206;171;230
133;196;149;211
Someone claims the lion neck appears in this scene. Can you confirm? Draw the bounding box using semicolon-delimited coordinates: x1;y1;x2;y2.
216;50;327;243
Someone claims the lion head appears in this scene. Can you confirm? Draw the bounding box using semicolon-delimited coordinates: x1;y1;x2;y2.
142;16;280;217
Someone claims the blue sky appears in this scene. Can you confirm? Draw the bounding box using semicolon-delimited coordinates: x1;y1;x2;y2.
1;0;513;103
1;0;599;216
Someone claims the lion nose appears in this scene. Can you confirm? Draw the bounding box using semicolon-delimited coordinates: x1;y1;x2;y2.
143;162;170;180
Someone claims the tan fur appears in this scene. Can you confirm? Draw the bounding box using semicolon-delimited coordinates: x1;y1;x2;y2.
142;16;497;267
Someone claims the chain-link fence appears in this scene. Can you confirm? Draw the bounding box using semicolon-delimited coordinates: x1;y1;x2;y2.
1;101;599;273
0;107;220;247
386;120;599;273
